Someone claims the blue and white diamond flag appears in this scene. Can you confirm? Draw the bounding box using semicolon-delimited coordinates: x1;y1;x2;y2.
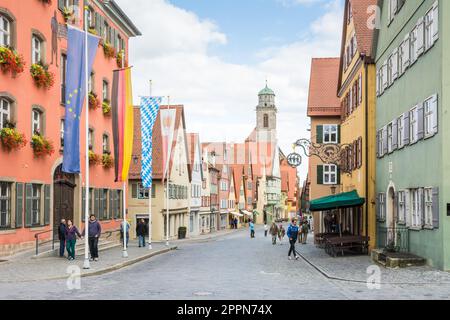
140;97;162;188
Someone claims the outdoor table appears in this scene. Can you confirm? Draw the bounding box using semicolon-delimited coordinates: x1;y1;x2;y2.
324;235;370;257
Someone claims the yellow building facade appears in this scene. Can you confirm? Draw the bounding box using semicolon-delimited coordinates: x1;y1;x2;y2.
337;0;377;249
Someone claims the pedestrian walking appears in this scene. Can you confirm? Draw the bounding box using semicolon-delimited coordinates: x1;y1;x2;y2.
136;218;147;248
278;224;285;244
287;219;299;260
120;219;131;248
301;219;309;244
82;214;102;262
264;223;268;237
58;219;67;257
269;222;279;245
65;220;82;261
234;218;238;229
249;220;255;238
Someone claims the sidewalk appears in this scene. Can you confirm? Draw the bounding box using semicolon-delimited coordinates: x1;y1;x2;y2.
296;233;450;285
0;228;240;284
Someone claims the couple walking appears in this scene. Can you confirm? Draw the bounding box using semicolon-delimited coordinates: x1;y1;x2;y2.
58;214;102;261
268;222;285;245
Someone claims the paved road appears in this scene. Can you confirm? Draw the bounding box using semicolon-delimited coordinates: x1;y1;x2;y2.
1;227;450;300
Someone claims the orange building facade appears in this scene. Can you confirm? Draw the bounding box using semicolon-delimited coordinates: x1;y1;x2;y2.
0;0;140;255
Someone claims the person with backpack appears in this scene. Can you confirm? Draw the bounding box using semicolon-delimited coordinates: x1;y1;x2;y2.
286;219;299;260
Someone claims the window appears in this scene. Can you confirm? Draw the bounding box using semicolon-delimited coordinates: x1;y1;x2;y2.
60;119;65;148
378;193;386;220
247;197;252;205
378;129;385;157
0;14;10;47
31;185;41;225
32;35;43;65
424;95;438;137
101;189;108;220
424;188;433;227
397;115;404;149
102;134;109;154
263;114;269;128
410;189;422;228
387;123;393;153
0;182;11;228
409;106;418;144
32;109;42;135
88;129;94;150
61;54;67;104
323;164;337;185
0;98;10;129
221;199;227;209
248;182;252;190
398;191;406;223
425;8;434;51
102;80;109;101
323;125;338;144
138;183;149;199
410;27;418;64
88;72;94;93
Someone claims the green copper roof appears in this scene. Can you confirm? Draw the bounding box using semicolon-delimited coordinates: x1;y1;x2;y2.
259;84;275;96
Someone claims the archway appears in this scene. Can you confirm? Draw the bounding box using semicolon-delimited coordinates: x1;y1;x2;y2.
53;164;76;236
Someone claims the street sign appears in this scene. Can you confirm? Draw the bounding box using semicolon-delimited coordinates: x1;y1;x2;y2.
287;153;302;168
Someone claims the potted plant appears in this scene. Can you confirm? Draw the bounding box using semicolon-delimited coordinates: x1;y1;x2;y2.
31;133;54;157
30;62;55;90
62;7;74;23
89;150;101;165
89;92;100;110
178;226;187;239
102;153;114;169
0;122;27;151
102;99;111;116
0;46;25;75
103;42;116;59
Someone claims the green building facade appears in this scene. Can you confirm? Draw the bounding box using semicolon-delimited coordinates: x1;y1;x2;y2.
375;0;449;270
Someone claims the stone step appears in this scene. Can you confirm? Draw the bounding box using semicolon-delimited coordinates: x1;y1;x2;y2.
32;240;119;259
372;249;427;268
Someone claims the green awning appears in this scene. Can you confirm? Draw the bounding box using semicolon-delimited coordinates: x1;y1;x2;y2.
309;190;365;212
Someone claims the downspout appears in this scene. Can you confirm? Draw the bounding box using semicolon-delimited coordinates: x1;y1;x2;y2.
364;61;369;244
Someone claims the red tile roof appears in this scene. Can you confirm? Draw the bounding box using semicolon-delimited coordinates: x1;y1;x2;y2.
307;58;341;117
348;0;377;58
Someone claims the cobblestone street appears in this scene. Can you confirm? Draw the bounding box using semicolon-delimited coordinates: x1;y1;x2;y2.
1;227;450;300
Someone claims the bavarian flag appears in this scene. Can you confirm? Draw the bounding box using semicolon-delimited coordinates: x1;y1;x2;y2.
62;26;99;174
112;67;134;182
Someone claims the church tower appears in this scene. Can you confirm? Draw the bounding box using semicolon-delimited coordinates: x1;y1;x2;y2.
256;82;277;142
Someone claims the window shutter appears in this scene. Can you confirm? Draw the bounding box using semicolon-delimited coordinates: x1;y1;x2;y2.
82;187;86;222
358;137;363;168
403;112;410;145
382;126;388;155
316;125;323;144
417;17;425;56
44;185;50;226
419;188;425;228
336;166;341;185
376;131;380;158
432;1;439;43
382;193;387;220
376;70;380;96
94;189;99;216
25;184;33;227
58;0;64;11
392;120;398;150
132;183;138;199
337;125;341;144
382;62;388;90
392;48;399;81
417;104;425;140
358;74;362;104
317;165;324;185
15;183;24;228
404;189;411;226
403;34;410;71
432;187;439;229
432;94;438;134
395;191;399;223
376;194;380;220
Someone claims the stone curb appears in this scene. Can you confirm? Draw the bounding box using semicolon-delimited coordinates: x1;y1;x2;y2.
0;246;177;284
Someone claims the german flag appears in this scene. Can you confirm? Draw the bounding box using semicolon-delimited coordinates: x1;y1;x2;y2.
112;67;134;182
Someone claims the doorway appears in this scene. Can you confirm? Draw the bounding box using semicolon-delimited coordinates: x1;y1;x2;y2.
53;164;76;236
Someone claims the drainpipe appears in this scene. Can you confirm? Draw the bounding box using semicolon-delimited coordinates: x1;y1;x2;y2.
364;61;370;244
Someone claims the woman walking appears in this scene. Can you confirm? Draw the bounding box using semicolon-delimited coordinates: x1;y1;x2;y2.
65;220;82;261
249;220;255;238
286;219;299;260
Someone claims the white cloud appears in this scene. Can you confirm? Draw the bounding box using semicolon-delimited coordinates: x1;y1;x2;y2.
116;0;343;182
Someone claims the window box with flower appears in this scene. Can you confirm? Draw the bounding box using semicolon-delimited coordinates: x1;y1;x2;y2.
0;47;25;76
0;122;27;151
102;153;114;169
89;92;100;110
62;7;74;23
89;150;101;166
102;99;111;116
103;43;116;59
31;133;54;157
30;62;55;90
116;51;128;68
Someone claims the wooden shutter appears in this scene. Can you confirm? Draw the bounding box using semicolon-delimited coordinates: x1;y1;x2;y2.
392;120;398;151
358;74;362;105
93;189;99;216
417;103;425;140
433;1;439;43
402;34;410;70
403;112;410;145
382;193;387;220
25;184;32;227
337;125;341;144
82;187;86;222
131;183;138;199
358;137;363;168
417;17;425;56
336;166;341;185
419;188;425;227
376;70;380;96
432;94;438;134
395;191;400;223
376;131;380;158
404;189;410;226
316;125;323;144
392;48;399;81
317;165;324;185
432;187;439;229
44;185;50;226
15;183;24;228
382;126;388;155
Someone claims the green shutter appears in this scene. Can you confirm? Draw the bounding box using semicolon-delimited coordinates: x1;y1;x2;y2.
316;125;323;144
109;190;113;219
336;167;341;185
44;185;50;226
25;184;32;227
338;125;341;144
82;187;86;222
317;165;324;185
15;183;24;228
94;189;99;217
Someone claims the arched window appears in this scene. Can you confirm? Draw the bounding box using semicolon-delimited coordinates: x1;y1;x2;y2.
0;13;11;47
263;114;269;128
0;97;11;129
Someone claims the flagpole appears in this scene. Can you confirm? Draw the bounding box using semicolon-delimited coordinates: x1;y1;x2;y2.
166;96;170;247
121;49;129;258
148;82;153;250
83;5;90;270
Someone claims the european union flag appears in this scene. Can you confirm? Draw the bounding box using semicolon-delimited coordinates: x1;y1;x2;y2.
62;26;99;173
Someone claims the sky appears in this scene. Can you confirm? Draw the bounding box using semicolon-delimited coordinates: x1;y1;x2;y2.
115;0;344;183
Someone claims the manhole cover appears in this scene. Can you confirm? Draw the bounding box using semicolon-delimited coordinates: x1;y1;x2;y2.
194;292;213;296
